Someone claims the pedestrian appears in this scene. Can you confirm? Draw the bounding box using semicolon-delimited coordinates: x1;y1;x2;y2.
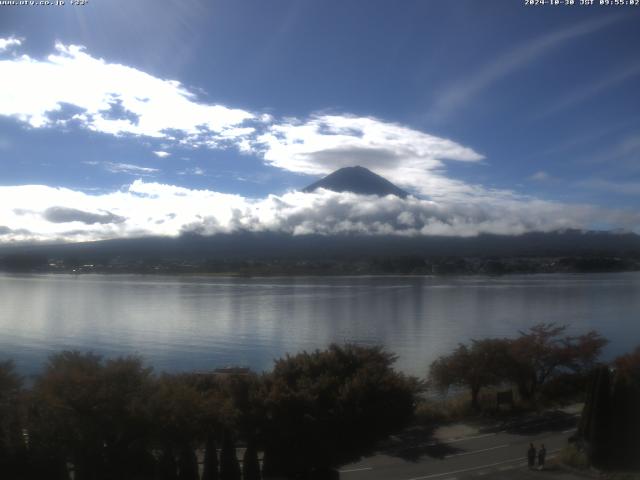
538;443;546;470
527;443;536;469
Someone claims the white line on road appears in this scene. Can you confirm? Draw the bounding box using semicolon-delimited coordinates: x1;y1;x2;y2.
339;466;373;474
406;456;525;480
439;432;496;444
562;428;577;434
444;444;509;458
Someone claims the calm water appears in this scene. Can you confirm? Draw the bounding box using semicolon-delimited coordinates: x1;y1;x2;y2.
1;272;639;377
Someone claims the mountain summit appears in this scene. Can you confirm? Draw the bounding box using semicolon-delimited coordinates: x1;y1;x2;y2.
302;166;409;198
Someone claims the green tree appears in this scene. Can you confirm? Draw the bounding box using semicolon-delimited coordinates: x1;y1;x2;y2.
262;344;420;477
147;374;206;452
99;356;156;480
31;351;106;480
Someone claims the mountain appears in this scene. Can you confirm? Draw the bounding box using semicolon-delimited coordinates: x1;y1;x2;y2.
302;166;409;198
2;229;639;263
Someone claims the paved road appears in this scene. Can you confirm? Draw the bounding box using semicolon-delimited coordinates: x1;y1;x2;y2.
338;412;582;480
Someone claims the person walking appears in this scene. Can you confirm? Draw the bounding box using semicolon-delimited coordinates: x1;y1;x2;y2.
538;444;547;470
527;443;536;469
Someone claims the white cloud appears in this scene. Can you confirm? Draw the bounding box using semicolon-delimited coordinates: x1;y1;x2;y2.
0;37;22;52
0;42;254;146
153;151;171;158
257;114;489;200
0;181;638;243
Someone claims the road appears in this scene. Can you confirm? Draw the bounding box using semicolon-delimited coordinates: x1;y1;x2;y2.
338;411;584;480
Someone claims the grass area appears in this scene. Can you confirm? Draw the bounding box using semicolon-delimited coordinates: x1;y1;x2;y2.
414;386;580;425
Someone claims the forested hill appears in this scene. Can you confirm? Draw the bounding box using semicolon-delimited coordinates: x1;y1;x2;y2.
1;229;639;274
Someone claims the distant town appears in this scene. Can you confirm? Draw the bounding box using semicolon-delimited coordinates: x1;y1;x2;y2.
1;252;638;276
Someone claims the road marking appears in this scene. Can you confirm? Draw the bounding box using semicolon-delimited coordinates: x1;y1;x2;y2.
406;456;525;480
440;432;496;444
562;428;577;434
444;444;509;458
339;466;373;474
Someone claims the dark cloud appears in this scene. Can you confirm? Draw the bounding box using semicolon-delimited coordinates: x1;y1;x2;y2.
43;207;126;225
0;226;11;235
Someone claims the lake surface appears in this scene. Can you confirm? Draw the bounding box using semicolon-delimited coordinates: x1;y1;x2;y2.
1;272;639;378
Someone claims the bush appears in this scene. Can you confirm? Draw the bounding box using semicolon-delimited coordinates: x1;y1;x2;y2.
558;444;589;470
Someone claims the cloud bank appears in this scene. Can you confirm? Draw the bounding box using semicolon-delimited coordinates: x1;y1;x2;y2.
0;181;638;243
257;115;486;199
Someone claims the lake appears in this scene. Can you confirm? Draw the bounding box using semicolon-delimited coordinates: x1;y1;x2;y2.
1;272;639;378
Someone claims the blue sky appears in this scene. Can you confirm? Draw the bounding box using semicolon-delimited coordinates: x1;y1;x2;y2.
1;1;639;242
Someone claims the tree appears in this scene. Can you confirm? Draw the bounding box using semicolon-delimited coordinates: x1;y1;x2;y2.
242;439;261;480
609;346;640;469
578;365;612;466
147;374;207;453
578;347;640;469
262;344;421;476
99;356;156;480
0;360;26;480
30;351;106;480
29;352;161;480
0;360;22;452
177;445;199;480
201;434;219;480
429;339;511;410
509;323;607;400
158;447;179;480
219;430;241;480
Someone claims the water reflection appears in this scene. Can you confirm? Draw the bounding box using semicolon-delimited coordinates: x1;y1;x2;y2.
0;272;639;377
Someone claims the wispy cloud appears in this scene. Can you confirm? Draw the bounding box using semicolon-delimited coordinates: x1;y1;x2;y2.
178;167;205;176
529;171;551;182
103;162;159;175
153;151;171;158
578;179;640;196
533;61;640;119
427;14;623;122
583;134;640;168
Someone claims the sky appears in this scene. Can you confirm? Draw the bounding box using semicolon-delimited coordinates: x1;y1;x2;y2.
1;0;639;242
